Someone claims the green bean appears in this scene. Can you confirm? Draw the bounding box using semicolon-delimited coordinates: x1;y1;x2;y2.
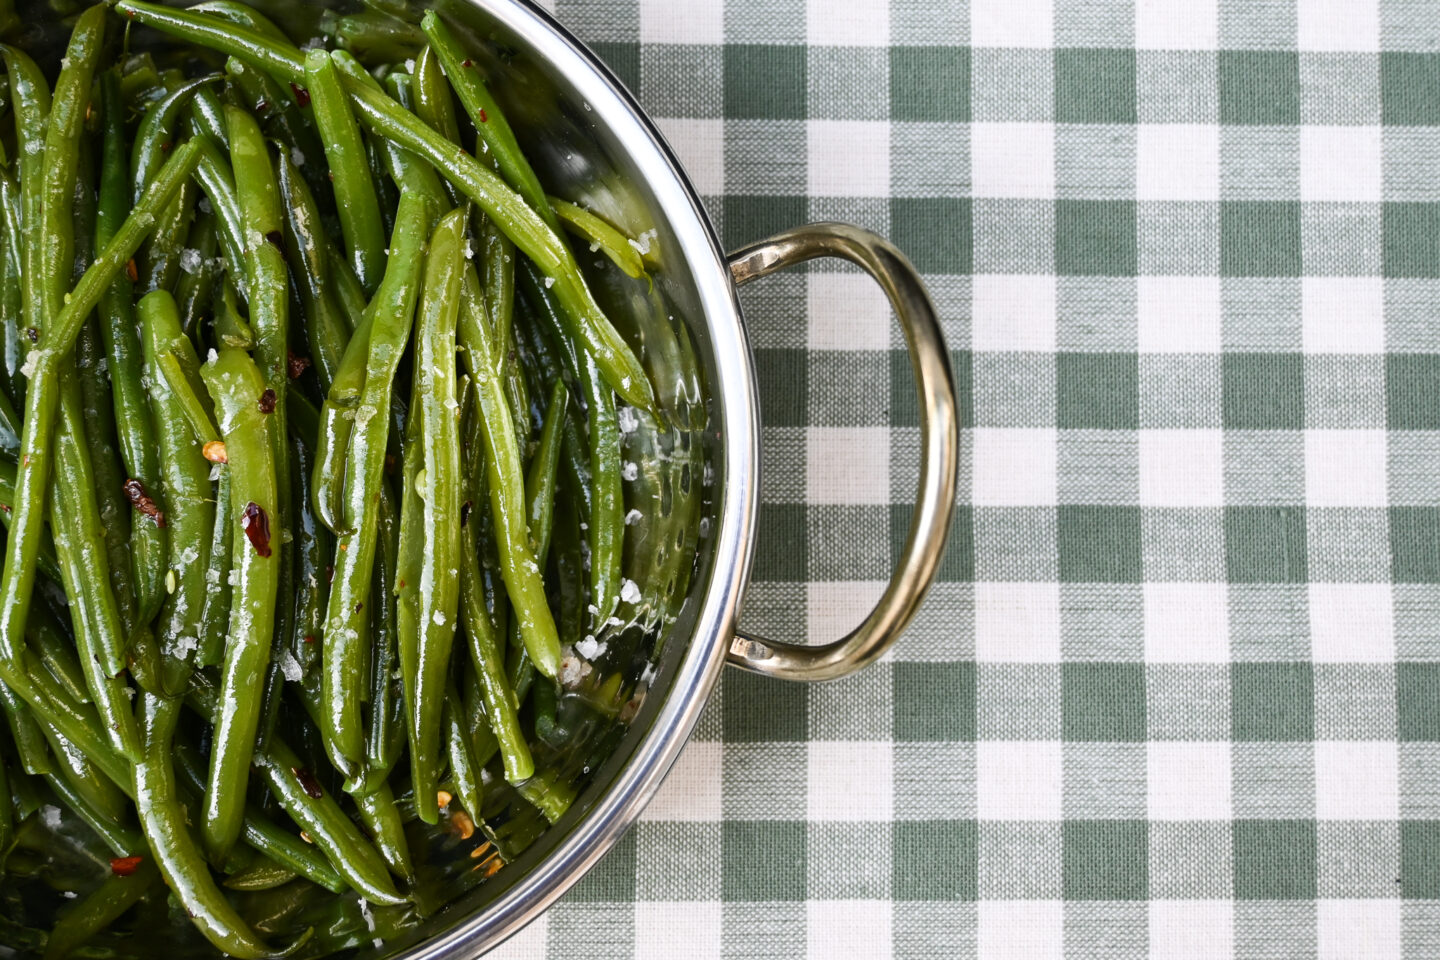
189;138;250;304
305;50;386;295
42;850;158;960
482;216;530;441
285;395;328;684
351;781;413;882
43;721;130;830
132;75;221;201
100;70;170;634
212;277;256;350
332;11;426;65
311;311;373;535
136;694;305;960
319;192;426;780
16;650;133;794
43;773;143;860
3;43;49;361
457;267;561;678
335;53;448;216
139;291;217;694
171;738;347;894
188;0;291;41
412;44;462;149
0;687;52;776
189;83;231;152
0;743;10;856
548;196;647;280
362;481;403;788
174;214;220;342
329;248;369;333
157;349;222;447
48;384;144;762
222;855;298;892
252;736;406;906
224;55;325;204
276;149;348;391
442;678;483;820
198;347;282;867
27;606;89;708
114;0;657;411
196;463;233;669
0;163;24;407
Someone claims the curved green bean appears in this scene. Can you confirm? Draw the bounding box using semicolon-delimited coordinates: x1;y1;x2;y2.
548;196;647;280
351;781;413;882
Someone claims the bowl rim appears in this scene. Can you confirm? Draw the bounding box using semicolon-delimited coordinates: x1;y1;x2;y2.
401;1;759;957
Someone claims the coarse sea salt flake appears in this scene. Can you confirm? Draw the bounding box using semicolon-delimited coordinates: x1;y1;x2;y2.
624;508;642;526
180;248;203;274
575;636;604;660
617;406;639;434
621;462;638;481
432;610;446;626
543;277;555;288
620;579;641;604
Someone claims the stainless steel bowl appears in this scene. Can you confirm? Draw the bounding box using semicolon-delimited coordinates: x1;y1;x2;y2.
378;0;962;955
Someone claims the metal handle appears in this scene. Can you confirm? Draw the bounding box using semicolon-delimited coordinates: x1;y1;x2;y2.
726;222;960;682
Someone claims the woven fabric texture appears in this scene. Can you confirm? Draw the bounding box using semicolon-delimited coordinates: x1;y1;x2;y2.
494;1;1440;957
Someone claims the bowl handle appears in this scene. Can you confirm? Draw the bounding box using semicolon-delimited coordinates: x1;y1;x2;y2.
725;222;960;682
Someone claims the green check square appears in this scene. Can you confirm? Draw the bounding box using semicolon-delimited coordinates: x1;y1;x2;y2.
1382;203;1440;278
890;46;969;122
892;198;972;274
1381;52;1440;126
1063;663;1146;741
893;662;975;742
1057;353;1140;430
1057;506;1143;584
721;195;808;249
892;349;972;430
590;42;640;92
1391;507;1440;584
1056;200;1137;276
893;821;977;901
752;349;808;428
1224;506;1309;584
751;503;807;583
723;667;808;743
891;502;974;583
1398;664;1440;741
566;830;637;901
1220;202;1303;277
1232;662;1314;741
724;44;806;119
1222;353;1304;430
723;821;806;900
1062;820;1148;900
1400;821;1440;899
1387;355;1440;429
1055;48;1137;124
1233;820;1317;900
1219;51;1300;125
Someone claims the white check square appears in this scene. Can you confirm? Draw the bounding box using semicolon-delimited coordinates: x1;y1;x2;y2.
972;123;1055;200
486;915;548;960
978;741;1062;821
808;121;891;197
1138;276;1222;353
1138;125;1220;202
1305;430;1388;507
638;0;723;44
808;741;892;822
1315;741;1399;820
807;0;889;47
656;118;725;196
1148;742;1232;820
1301;126;1383;203
973;429;1058;506
810;582;888;654
1139;429;1225;507
637;903;721;960
1302;278;1385;355
807;901;892;960
978;900;1063;960
639;741;722;822
1149;900;1233;960
1298;0;1381;53
808;272;894;351
1136;0;1217;50
972;0;1053;48
972;274;1057;352
1144;582;1231;664
1318;900;1401;960
1308;584;1395;664
807;428;891;505
975;582;1062;663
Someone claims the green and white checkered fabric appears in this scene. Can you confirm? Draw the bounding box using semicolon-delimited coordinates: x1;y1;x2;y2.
492;1;1440;957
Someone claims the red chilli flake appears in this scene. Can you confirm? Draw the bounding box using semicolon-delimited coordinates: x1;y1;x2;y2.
303;634;316;644
291;766;324;800
478;107;488;123
240;502;273;558
110;856;143;877
287;350;312;380
123;479;167;528
289;83;311;108
125;258;138;283
461;58;473;68
258;389;277;414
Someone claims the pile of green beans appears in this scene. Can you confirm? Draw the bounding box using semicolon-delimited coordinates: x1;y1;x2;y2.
0;3;688;957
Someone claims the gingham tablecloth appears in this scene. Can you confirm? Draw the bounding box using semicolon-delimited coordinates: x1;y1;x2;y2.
494;1;1440;957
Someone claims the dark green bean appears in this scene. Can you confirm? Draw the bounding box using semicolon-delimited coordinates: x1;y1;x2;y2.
276;149;348;391
131;75;221;201
198;347;281;867
311;311;373;536
136;694;306;960
482;216;530;442
174;213;221;341
222;855;298;892
351;781;413;882
43;772;143;860
305;50;386;294
548;195;647;280
43;723;130;833
3;43;49;360
41;851;158;960
0;161;24;408
189;138;250;304
320;191;426;780
412;43;462;149
442;678;482;821
284;394;328;685
196;463;233;669
26;606;89;708
362;481;403;788
0;687;52;776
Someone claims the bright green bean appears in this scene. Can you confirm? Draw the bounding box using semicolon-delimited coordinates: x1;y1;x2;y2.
548;196;647;280
351;781;413;882
199;347;281;867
